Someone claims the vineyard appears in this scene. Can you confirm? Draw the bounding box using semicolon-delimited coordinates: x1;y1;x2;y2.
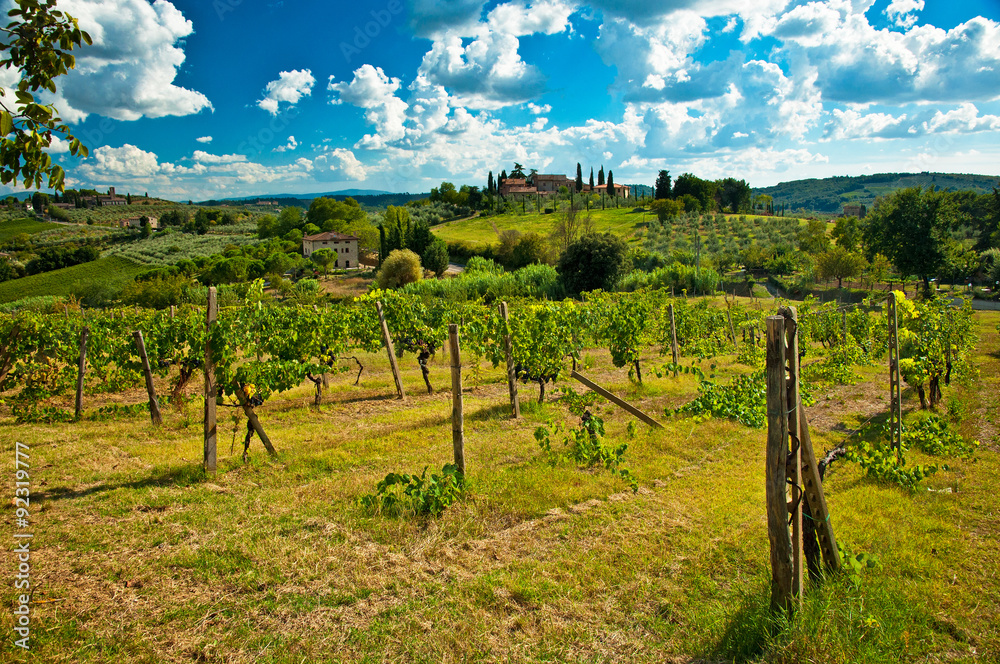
1;287;997;662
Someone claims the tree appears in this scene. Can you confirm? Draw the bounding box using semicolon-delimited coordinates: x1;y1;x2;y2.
140;218;152;238
575;163;583;192
798;218;830;254
606;170;614;193
510;162;526;179
557;232;629;294
589;167;594;190
406;217;433;256
650;198;681;221
1;0;92;191
376;249;422;289
816;246;867;289
673;173;717;212
717;177;752;213
307;196;366;232
487;170;495;196
597;166;605;186
863;187;961;292
654;170;672;200
831;216;861;252
311;248;336;277
421;238;449;277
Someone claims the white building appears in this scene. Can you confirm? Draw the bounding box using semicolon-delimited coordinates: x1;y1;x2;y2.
302;231;359;269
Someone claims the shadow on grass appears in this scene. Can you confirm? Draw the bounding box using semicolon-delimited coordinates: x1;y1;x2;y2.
708;587;786;662
34;463;207;502
467;402;517;422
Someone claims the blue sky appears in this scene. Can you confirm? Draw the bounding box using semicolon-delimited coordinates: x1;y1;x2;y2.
4;0;999;200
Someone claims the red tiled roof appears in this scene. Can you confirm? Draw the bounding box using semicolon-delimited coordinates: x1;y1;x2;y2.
303;232;359;242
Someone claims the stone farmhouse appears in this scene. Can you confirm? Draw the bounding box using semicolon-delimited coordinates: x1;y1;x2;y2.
120;216;160;230
94;187;127;207
302;232;359;269
498;173;631;198
842;203;867;218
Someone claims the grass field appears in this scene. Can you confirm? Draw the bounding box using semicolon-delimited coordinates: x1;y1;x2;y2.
0;255;147;303
1;303;996;663
0;216;61;242
432;207;809;251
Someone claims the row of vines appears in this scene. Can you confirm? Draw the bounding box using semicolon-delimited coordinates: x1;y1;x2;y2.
0;284;979;434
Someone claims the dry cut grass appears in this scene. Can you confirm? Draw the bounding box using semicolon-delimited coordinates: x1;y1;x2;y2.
1;311;998;663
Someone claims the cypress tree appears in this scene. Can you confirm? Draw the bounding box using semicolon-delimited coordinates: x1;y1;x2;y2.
575;163;583;192
589;167;594;189
598;166;605;186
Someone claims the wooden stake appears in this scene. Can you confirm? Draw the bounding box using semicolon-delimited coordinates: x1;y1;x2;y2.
170;305;176;319
887;294;902;458
234;384;277;457
499;302;520;419
204;287;218;475
75;326;89;420
766;315;793;613
133;331;163;425
376;301;405;399
797;406;841;573
781;308;803;606
669;303;679;377
571;370;665;429
728;309;738;352
449;324;465;475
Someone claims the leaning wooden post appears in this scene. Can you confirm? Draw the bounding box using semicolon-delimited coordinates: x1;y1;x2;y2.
766;315;793;613
727;309;738;352
499;302;520;419
133;331;163;425
448;324;465;476
75;326;89;420
376;301;405;399
887;294;902;459
204;287;218;475
234;384;277;457
669;303;679;377
781;307;803;606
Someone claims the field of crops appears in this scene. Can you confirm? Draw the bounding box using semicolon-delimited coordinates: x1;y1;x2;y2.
0;216;62;242
0;255;147;303
0;289;996;662
102;228;261;267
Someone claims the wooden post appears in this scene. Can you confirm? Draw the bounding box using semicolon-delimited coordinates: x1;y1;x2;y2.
887;294;902;458
75;326;89;420
499;302;520;419
571;371;665;429
669;303;679;377
170;305;176;319
842;310;848;344
766;316;793;613
449;324;465;476
234;384;277;457
782;308;803;606
133;331;163;425
376;301;405;399
797;407;841;573
204;287;218;475
727;309;738;352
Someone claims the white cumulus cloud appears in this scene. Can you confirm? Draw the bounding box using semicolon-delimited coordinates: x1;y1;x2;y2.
195;136;213;144
258;69;316;116
28;0;213;122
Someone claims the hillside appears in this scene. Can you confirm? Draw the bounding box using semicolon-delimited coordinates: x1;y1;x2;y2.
755;172;999;213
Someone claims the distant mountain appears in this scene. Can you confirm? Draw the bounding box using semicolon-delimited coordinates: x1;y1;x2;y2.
196;190;429;208
754;172;999;214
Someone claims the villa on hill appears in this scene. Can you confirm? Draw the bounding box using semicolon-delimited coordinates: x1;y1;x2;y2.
94;187;127;207
498;173;631;198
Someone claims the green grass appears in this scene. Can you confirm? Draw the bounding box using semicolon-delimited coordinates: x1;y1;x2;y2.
0;255;147;303
0;216;60;241
433;206;655;247
433;206;809;251
0;307;997;662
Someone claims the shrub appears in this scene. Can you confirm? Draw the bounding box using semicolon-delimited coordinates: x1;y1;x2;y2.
377;249;422;289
